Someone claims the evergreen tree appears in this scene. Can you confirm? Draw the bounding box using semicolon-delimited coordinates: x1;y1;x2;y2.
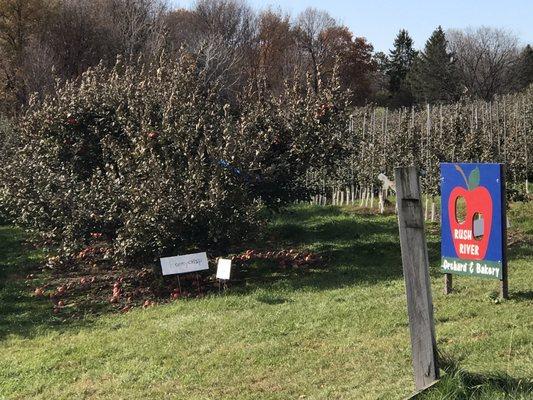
408;26;460;103
387;29;416;106
373;51;389;73
517;44;533;90
371;51;390;105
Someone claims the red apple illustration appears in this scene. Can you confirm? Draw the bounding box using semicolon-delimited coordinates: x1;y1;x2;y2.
448;165;493;260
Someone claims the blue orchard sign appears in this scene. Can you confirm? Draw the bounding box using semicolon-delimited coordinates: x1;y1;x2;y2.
440;163;506;280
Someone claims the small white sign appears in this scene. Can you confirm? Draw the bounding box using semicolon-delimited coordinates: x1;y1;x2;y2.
216;258;232;280
160;252;209;275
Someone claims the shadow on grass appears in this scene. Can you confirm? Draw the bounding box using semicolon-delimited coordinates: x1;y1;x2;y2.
1;205;530;341
233;206;414;294
510;290;533;302
0;227;95;341
269;206;399;244
248;205;454;292
273;205;346;221
239;203;530;296
416;355;533;399
255;293;292;305
508;243;533;260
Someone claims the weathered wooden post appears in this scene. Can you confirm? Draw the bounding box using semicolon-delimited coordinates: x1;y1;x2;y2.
395;166;439;392
444;273;452;295
500;165;509;299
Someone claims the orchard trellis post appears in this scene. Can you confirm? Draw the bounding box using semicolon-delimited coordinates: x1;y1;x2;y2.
303;90;531;213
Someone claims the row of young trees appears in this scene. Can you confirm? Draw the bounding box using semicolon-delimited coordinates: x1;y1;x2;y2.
304;86;533;214
1;0;532;116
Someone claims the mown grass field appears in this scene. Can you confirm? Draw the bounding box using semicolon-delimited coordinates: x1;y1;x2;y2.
0;203;532;399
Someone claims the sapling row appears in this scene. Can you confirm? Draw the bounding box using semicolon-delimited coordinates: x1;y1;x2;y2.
304;86;533;220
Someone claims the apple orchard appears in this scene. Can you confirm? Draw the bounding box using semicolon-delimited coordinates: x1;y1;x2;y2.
0;54;531;274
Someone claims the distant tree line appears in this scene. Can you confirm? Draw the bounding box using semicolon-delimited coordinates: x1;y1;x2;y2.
0;0;532;116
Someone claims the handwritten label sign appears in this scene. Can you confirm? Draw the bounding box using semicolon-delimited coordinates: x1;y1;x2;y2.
216;259;232;280
160;252;209;276
440;163;505;280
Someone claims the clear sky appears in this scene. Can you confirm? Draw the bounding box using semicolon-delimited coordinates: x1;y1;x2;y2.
169;0;533;53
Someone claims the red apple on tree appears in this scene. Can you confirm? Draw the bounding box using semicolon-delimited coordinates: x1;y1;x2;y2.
66;117;78;126
147;131;159;140
448;165;493;260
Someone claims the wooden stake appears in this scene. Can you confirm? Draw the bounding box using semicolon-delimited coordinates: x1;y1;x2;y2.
395;166;439;391
501;165;509;300
346;187;350;205
218;279;228;294
444;273;452;294
196;273;201;294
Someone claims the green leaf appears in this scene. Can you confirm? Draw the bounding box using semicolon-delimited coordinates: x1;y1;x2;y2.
468;167;480;190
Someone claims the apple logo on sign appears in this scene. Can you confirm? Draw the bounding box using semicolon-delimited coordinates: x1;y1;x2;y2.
448;165;493;260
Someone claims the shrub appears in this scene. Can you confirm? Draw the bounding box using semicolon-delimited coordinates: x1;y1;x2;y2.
0;56;351;265
0;116;15;224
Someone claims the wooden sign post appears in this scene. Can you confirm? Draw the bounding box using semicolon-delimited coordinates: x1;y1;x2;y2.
395;166;439;392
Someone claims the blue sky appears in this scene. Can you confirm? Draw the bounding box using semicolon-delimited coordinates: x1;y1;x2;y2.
169;0;533;53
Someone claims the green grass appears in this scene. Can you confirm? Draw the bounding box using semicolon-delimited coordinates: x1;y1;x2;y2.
0;204;532;399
